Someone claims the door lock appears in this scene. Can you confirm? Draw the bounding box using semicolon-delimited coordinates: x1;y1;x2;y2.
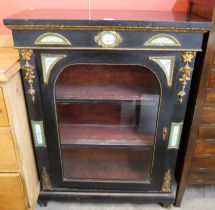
163;127;168;141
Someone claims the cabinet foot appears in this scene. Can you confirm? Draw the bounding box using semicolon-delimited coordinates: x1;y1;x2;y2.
161;203;172;208
38;199;48;207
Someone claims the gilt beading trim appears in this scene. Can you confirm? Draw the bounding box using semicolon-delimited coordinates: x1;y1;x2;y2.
16;46;202;52
5;24;209;33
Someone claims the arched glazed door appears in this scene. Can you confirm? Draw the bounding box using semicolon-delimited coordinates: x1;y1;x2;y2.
38;50;175;191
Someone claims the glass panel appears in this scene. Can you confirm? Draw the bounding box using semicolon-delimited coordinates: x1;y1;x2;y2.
62;148;152;180
55;65;160;182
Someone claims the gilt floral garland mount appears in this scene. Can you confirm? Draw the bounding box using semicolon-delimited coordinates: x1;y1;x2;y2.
177;51;196;104
19;49;36;102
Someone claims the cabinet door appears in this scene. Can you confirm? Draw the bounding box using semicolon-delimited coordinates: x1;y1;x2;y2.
35;50;176;191
56;65;160;185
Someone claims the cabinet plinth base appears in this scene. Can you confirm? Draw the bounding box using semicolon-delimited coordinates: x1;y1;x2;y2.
38;189;175;206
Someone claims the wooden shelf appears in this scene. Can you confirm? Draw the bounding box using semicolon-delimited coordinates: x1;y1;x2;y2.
59;124;154;148
56;84;159;101
62;148;152;180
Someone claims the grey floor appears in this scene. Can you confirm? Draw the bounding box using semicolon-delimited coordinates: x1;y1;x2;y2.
35;186;215;210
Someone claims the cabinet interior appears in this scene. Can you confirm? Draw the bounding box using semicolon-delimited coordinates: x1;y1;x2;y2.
55;64;160;182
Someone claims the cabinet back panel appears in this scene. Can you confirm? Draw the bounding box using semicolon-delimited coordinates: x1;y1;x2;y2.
57;103;139;125
56;65;159;88
62;148;152;181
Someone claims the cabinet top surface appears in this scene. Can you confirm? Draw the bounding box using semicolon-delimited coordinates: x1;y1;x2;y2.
4;9;211;30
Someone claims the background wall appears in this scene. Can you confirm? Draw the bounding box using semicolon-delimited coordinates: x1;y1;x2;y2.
0;0;188;35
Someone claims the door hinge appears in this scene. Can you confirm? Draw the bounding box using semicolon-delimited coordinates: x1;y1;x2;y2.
163;127;168;141
41;167;52;190
161;169;171;192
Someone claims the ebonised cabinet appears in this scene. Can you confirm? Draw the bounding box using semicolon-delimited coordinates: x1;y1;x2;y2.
4;9;211;207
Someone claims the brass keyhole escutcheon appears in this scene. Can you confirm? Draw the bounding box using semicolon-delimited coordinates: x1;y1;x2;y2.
163;127;168;141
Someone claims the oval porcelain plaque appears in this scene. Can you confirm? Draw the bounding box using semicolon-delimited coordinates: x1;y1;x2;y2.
95;31;122;48
101;33;116;45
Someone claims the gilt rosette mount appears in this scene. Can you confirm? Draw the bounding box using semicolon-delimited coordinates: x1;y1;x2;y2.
19;49;36;102
177;51;196;104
